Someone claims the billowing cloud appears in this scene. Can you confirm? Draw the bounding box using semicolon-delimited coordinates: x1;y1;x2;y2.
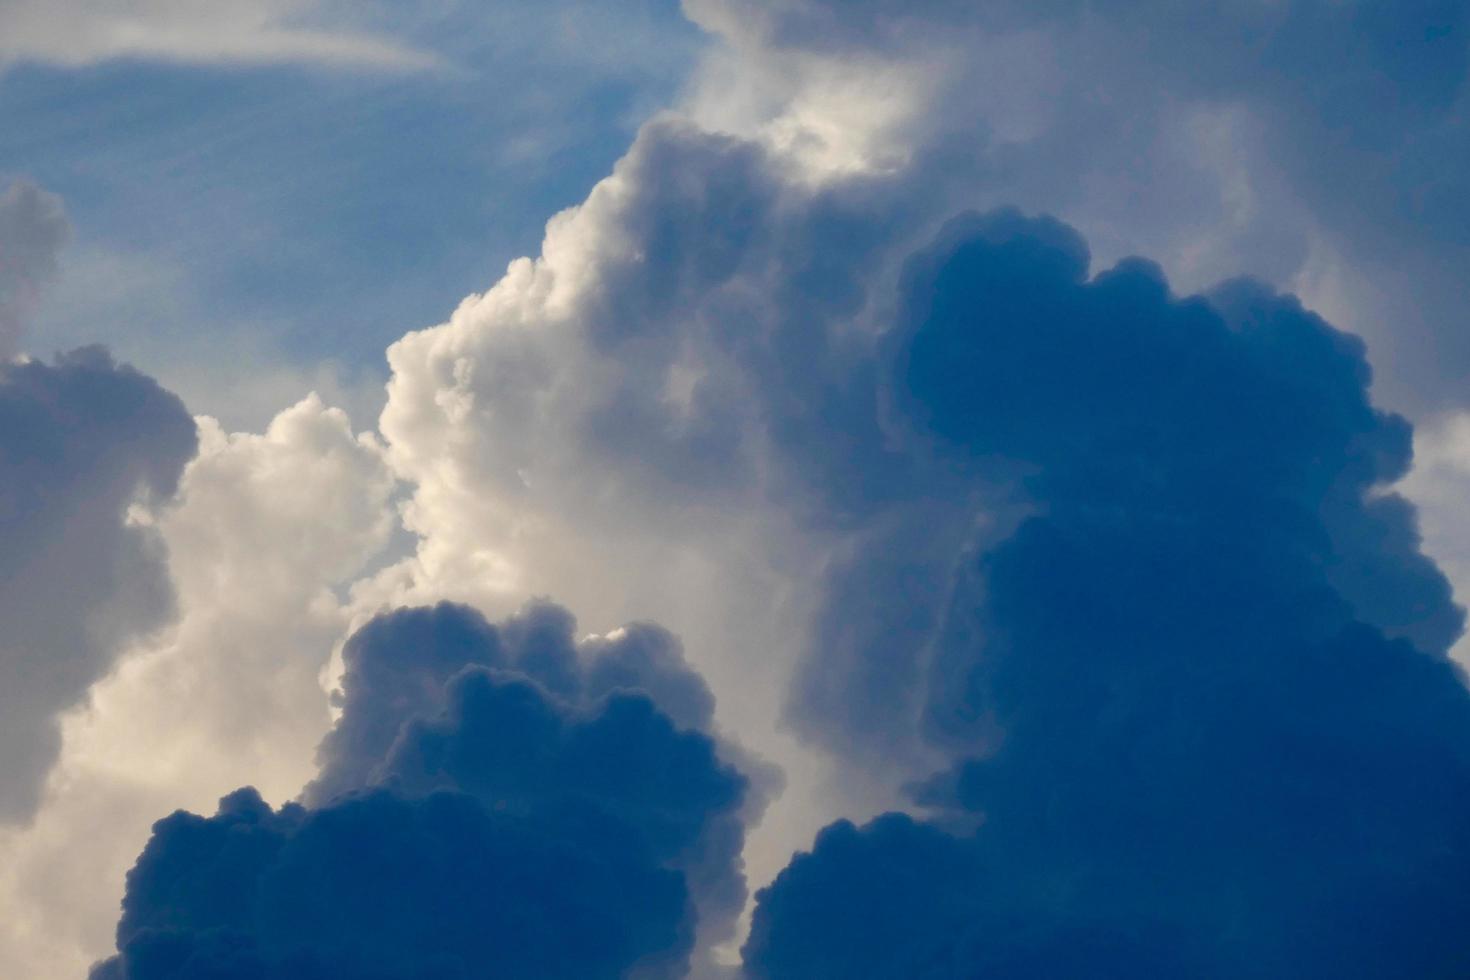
0;346;195;822
93;599;757;979
0;394;395;978
0;178;68;360
359;93;1470;969
792;208;1461;757
0;0;435;70
6;3;1469;977
366;47;1470;896
367;116;964;896
743;211;1470;977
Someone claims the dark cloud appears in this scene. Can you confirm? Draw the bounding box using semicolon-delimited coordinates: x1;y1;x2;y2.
743;813;1198;980
95;600;758;979
0;346;196;822
747;211;1470;977
92;787;689;980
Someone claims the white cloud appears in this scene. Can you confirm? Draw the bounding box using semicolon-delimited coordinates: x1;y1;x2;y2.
1401;413;1470;666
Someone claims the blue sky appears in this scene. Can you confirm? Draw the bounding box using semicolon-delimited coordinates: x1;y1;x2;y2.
3;0;701;426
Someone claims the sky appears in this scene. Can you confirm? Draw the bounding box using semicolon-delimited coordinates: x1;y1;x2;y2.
2;2;1470;978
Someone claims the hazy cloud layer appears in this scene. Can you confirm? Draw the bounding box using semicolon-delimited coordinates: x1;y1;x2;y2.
684;0;1470;412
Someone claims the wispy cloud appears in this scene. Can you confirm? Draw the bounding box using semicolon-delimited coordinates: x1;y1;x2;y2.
0;0;439;71
0;178;68;359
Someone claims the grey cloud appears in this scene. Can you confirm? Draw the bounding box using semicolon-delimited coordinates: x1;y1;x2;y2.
0;347;197;822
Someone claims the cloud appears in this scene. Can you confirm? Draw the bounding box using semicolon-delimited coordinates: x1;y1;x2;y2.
367;115;969;900
0;394;395;978
1402;412;1470;663
346;83;1470;969
6;4;1469;976
0;178;68;359
92;788;689;980
744;813;1196;979
0;0;436;71
743;211;1470;977
308;603;727;804
320;14;1470;960
93;599;758;979
364;59;1470;901
311;600;762;968
0;346;195;823
683;0;1470;413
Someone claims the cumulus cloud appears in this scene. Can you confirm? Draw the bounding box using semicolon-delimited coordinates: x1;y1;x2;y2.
94;599;759;979
0;346;195;822
367;116;969;898
354;90;1470;969
73;177;1470;976
0;178;68;360
364;30;1470;891
8;3;1470;977
743;211;1470;977
0;394;395;978
0;0;436;70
